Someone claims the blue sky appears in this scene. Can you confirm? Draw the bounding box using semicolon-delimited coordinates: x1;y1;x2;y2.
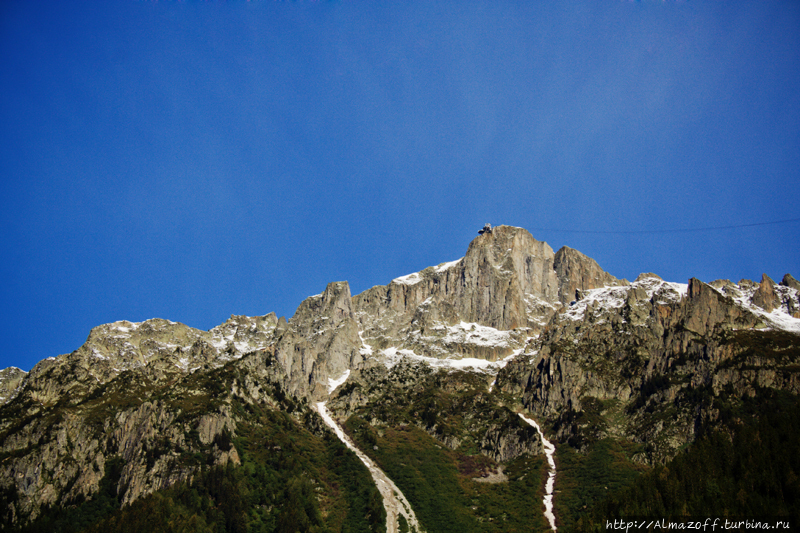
2;1;798;372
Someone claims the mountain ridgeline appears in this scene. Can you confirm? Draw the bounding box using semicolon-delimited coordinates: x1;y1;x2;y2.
1;225;799;532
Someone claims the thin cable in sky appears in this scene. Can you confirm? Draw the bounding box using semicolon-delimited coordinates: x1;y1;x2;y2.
529;217;800;235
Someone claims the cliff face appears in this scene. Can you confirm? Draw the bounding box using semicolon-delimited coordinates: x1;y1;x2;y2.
353;225;624;362
1;225;798;528
497;273;800;462
274;281;365;400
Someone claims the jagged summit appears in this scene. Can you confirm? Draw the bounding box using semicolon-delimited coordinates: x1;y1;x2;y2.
355;226;622;353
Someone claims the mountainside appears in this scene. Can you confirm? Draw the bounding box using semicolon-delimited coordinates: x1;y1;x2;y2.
2;225;799;532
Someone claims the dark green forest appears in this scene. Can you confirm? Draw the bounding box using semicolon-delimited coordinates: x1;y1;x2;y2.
570;389;800;532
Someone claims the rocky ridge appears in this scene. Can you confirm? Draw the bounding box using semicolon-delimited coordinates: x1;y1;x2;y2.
1;225;798;529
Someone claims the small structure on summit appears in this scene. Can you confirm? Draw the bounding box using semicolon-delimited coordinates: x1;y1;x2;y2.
478;223;493;235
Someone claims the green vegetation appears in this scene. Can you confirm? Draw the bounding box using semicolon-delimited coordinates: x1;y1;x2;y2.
345;414;549;532
570;389;800;532
4;397;384;533
347;416;549;532
553;439;646;531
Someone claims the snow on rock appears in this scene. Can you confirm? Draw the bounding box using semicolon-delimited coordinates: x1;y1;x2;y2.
0;367;28;405
392;271;423;286
327;369;351;394
439;321;513;348
392;258;463;286
519;413;557;531
561;286;627;322
380;346;516;374
561;276;687;323
358;332;374;357
716;282;800;334
435;258;462;273
559;274;800;335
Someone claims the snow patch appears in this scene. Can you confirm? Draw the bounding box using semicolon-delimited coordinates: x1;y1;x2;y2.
392;272;422;286
438;321;513;348
435;258;462;273
562;278;687;323
358;332;374;357
327;369;351;394
380;347;514;373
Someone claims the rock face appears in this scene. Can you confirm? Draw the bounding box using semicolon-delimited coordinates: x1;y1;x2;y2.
274;281;365;400
752;274;781;313
497;274;800;462
0;367;26;404
554;246;626;305
1;224;799;528
354;225;623;361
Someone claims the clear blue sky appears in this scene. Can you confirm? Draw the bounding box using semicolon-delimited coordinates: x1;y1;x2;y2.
2;1;798;372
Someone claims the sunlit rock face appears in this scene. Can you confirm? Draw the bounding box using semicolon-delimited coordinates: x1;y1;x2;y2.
274;280;365;400
353;225;624;362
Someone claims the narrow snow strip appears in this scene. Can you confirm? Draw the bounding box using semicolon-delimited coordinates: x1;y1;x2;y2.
519;413;557;531
327;369;350;394
316;402;422;533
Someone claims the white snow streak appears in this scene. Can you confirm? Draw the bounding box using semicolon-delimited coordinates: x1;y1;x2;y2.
315;402;422;533
358;332;374;357
519;413;557;531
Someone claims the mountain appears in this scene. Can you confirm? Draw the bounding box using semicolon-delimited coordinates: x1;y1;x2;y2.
1;225;799;532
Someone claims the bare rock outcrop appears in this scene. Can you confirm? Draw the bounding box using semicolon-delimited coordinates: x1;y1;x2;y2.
751;274;781;313
354;226;623;362
0;367;26;404
275;281;365;400
554;245;625;305
498;273;800;463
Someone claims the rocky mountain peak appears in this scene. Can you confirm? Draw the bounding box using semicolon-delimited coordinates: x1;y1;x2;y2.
457;225;560;329
351;225;626;364
1;226;800;530
553;245;625;305
290;281;355;329
752;273;781;313
782;273;800;290
275;281;363;400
